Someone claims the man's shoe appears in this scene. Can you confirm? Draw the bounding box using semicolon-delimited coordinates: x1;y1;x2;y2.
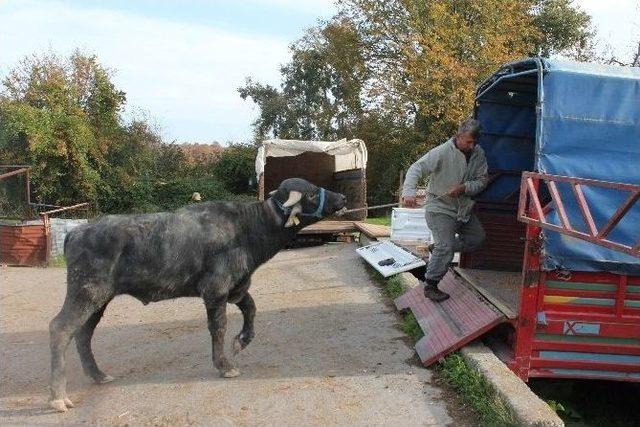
424;283;450;302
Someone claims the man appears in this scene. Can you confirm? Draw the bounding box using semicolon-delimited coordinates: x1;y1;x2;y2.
402;118;488;302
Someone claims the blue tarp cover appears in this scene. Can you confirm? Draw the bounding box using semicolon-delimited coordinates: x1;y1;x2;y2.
477;58;640;275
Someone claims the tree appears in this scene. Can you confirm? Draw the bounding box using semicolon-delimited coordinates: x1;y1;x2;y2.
531;0;595;60
239;18;367;141
212;143;258;194
241;0;595;204
1;51;161;211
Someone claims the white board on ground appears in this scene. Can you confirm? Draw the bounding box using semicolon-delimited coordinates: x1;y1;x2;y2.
356;240;426;277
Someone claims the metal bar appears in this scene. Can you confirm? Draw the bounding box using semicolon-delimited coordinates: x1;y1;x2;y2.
596;190;640;239
42;213;51;266
532;341;640;356
476;69;539;100
477;98;535;109
0;167;29;180
571;183;597;236
503;187;521;201
526;177;545;221
546;180;572;231
517;175;528;221
25;169;31;205
481;131;535;141
0;164;31;169
519;216;638;257
39;202;90;217
343;193;455;214
524;171;640;192
530;358;640;373
340;202;399;214
519;172;640;257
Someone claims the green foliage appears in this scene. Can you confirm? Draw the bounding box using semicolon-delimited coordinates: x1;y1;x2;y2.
212;143;258;194
364;215;391;226
239;18;367;142
2;51;258;215
49;254;67;268
241;0;595;205
383;275;406;299
545;400;566;414
532;0;595;59
439;354;516;426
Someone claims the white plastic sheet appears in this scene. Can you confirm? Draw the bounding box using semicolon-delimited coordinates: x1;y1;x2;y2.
255;138;367;179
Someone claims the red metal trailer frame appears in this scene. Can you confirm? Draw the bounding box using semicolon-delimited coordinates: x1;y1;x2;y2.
511;172;640;382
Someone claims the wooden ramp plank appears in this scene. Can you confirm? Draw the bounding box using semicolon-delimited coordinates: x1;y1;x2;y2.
395;271;506;366
298;220;357;234
453;267;520;320
353;222;391;238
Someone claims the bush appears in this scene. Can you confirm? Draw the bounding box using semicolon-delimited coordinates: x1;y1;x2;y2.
211;143;257;194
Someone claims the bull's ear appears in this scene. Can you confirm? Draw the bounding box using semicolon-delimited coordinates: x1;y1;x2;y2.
283;190;303;207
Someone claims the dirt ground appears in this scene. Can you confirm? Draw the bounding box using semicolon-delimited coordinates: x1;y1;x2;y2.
0;243;469;426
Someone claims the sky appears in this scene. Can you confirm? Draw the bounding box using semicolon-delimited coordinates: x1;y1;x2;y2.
1;0;638;144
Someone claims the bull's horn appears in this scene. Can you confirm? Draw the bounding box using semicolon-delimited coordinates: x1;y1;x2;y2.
268;190;277;197
283;190;303;207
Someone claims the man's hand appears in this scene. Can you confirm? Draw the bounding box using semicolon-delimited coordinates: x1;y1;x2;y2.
448;184;466;198
402;196;418;208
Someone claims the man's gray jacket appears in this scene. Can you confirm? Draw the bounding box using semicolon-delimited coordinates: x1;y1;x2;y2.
402;138;488;222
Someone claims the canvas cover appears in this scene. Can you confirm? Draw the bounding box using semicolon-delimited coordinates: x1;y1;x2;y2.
255;138;367;179
476;58;640;274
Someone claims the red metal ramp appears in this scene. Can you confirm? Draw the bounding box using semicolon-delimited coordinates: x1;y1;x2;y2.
395;270;506;366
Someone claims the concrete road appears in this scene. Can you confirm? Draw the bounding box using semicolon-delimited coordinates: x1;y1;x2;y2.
1;243;464;426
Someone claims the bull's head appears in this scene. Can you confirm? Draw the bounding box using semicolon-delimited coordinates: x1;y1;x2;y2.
269;178;347;228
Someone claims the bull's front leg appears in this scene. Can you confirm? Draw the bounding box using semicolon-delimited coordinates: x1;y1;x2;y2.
233;292;256;354
204;297;240;378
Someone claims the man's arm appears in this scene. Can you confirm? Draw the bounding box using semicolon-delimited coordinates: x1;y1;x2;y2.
401;150;440;207
402;151;439;197
464;151;489;196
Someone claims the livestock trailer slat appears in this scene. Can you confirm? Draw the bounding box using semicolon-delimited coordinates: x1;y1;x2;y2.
531;341;640;356
0;224;48;266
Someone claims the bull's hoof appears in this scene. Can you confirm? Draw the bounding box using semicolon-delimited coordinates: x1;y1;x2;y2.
64;397;75;408
49;399;68;412
95;374;115;384
222;368;240;378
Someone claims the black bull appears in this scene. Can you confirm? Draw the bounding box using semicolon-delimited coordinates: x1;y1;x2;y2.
48;178;347;412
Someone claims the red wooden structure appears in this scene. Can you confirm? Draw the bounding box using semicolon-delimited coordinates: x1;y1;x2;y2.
510;172;640;382
1;166;89;266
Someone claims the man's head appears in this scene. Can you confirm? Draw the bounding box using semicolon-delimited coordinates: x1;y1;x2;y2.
455;118;481;153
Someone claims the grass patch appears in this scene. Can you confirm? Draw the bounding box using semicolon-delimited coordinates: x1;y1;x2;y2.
382;275;424;341
438;354;516;426
49;254;66;268
364;215;391;226
368;263;515;426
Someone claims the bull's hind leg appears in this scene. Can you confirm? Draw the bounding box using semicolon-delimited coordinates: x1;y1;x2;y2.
204;297;240;378
49;288;109;412
75;301;114;384
233;292;256;354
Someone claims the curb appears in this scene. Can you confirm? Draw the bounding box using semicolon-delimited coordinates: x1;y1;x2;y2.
398;272;564;427
460;342;563;427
